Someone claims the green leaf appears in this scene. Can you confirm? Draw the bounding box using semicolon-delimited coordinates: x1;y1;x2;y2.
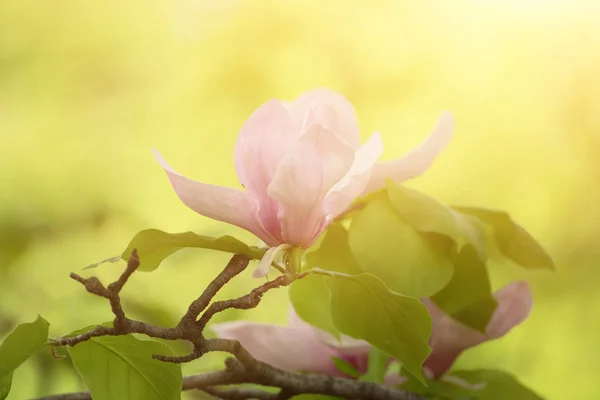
289;274;340;340
399;372;479;399
348;193;454;297
331;357;361;378
431;246;497;333
383;184;497;331
399;369;545;400
305;223;362;275
68;334;183;400
326;272;431;383
359;347;390;383
452;207;555;270
452;369;545;400
291;395;341;400
86;229;266;272
0;316;50;400
387;183;487;260
0;376;11;400
289;224;361;340
83;254;122;270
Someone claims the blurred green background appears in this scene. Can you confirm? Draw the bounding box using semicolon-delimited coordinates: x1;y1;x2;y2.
1;1;599;399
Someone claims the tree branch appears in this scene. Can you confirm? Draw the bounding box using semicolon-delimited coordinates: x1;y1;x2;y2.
180;254;251;325
201;386;279;400
196;274;290;331
46;251;425;400
33;367;423;400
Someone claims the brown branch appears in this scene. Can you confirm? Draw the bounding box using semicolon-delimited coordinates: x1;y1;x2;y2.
108;249;140;293
31;371;246;400
201;386;279;400
196;274;290;331
180;254;251;325
205;341;258;371
152;348;202;364
181;370;246;389
106;250;140;328
32;393;91;400
54;325;115;347
46;251;426;400
274;388;295;400
213;357;417;400
33;364;422;400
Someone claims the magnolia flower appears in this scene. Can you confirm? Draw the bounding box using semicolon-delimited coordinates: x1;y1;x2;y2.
212;307;372;378
153;88;453;253
423;281;533;378
212;282;533;381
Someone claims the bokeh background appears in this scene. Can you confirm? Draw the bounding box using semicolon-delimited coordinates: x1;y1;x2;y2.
1;1;599;398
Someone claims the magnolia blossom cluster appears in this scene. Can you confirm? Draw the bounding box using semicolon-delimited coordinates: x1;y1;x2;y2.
213;282;533;382
154;88;453;276
153;89;533;383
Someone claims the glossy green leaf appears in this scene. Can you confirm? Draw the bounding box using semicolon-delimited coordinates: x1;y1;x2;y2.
0;376;11;400
359;347;390;383
453;207;555;270
305;223;362;275
399;372;480;399
86;229;266;271
453;369;545;400
68;334;182;400
289;224;362;340
387;183;487;260
0;316;50;400
384;184;496;331
399;369;545;400
331;357;361;378
326;272;431;383
431;246;497;333
289;274;339;340
348;193;453;297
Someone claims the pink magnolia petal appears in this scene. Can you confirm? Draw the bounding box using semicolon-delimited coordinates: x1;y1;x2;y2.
384;373;408;387
424;281;533;378
234;99;301;242
313;324;370;352
287;88;361;148
288;308;371;374
485;281;533;339
287;306;317;332
267;124;355;246
153;149;265;240
325;131;383;217
234;99;299;192
316;331;371;374
328;337;371;375
211;321;339;375
289;308;370;352
364;111;454;194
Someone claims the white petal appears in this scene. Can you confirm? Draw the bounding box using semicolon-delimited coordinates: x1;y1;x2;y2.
364;112;454;194
153;149;265;239
252;244;292;278
287;88;362;148
325;131;383;217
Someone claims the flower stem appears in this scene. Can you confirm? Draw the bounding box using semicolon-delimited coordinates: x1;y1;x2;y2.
287;246;304;278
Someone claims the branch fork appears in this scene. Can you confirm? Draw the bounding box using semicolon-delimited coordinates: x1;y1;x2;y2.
44;250;423;400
